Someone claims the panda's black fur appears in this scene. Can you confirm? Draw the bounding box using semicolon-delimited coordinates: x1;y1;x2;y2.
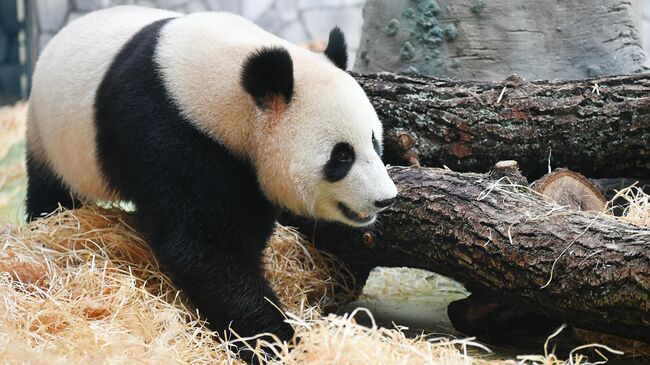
26;152;81;220
324;26;348;70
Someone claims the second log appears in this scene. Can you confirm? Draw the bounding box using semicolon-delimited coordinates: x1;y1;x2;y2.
283;164;650;343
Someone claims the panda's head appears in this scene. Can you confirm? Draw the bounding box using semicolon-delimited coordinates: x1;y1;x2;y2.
241;28;397;227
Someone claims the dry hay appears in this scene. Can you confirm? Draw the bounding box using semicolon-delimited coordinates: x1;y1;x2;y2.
1;207;619;365
0;207;500;365
606;183;650;228
0;208;229;364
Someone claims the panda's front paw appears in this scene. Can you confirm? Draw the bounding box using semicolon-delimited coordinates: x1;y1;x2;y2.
237;347;266;365
235;324;297;365
235;341;283;365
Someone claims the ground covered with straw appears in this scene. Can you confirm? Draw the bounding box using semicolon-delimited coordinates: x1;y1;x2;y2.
1;102;647;364
0;207;496;364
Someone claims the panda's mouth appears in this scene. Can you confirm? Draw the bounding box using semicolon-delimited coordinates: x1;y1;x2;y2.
337;202;375;224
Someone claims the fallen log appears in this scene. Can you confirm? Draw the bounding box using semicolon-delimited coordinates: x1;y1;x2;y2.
353;72;650;179
282;163;650;342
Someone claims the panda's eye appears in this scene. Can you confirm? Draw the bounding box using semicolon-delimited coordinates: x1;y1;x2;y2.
331;143;354;163
337;150;351;162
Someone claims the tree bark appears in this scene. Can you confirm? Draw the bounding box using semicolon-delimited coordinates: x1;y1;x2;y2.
282;165;650;343
353;72;650;179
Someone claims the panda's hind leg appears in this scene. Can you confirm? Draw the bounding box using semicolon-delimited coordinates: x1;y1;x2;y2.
25;151;81;221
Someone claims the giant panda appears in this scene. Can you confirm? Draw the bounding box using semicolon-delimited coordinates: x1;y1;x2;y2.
26;5;397;361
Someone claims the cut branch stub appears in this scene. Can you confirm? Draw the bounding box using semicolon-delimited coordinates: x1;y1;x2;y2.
386;129;420;166
397;133;415;150
362;232;375;248
489;160;527;185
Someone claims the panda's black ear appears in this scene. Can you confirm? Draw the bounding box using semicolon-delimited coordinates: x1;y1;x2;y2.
241;47;294;109
324;27;348;70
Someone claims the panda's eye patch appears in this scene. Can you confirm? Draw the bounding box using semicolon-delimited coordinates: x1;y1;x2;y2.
324;143;355;182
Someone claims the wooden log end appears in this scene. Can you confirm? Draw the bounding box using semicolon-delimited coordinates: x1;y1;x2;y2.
386;131;421;166
531;168;607;212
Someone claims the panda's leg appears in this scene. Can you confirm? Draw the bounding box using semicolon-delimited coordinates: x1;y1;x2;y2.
156;228;293;331
25;150;81;221
136;201;293;363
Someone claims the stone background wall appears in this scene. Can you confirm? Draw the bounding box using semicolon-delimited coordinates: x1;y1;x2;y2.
639;0;650;54
30;0;650;72
354;0;650;80
33;0;365;69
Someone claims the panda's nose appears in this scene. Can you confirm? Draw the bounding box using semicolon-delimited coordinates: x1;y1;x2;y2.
374;197;395;208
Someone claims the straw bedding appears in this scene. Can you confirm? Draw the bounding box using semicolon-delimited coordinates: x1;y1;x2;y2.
0;207;493;364
1;102;647;364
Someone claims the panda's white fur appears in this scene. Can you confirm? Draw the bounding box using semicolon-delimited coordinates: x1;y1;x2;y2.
29;6;396;227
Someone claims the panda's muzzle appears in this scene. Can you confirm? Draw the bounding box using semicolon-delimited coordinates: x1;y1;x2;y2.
337;202;375;224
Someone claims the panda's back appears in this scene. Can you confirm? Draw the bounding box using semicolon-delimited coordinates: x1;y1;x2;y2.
28;7;299;200
29;6;182;199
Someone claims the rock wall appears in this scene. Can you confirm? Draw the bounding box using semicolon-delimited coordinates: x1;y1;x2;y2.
354;0;650;80
33;0;366;68
639;0;650;52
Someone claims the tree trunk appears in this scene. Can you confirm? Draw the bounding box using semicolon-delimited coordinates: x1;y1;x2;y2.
353;72;650;179
281;164;650;343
